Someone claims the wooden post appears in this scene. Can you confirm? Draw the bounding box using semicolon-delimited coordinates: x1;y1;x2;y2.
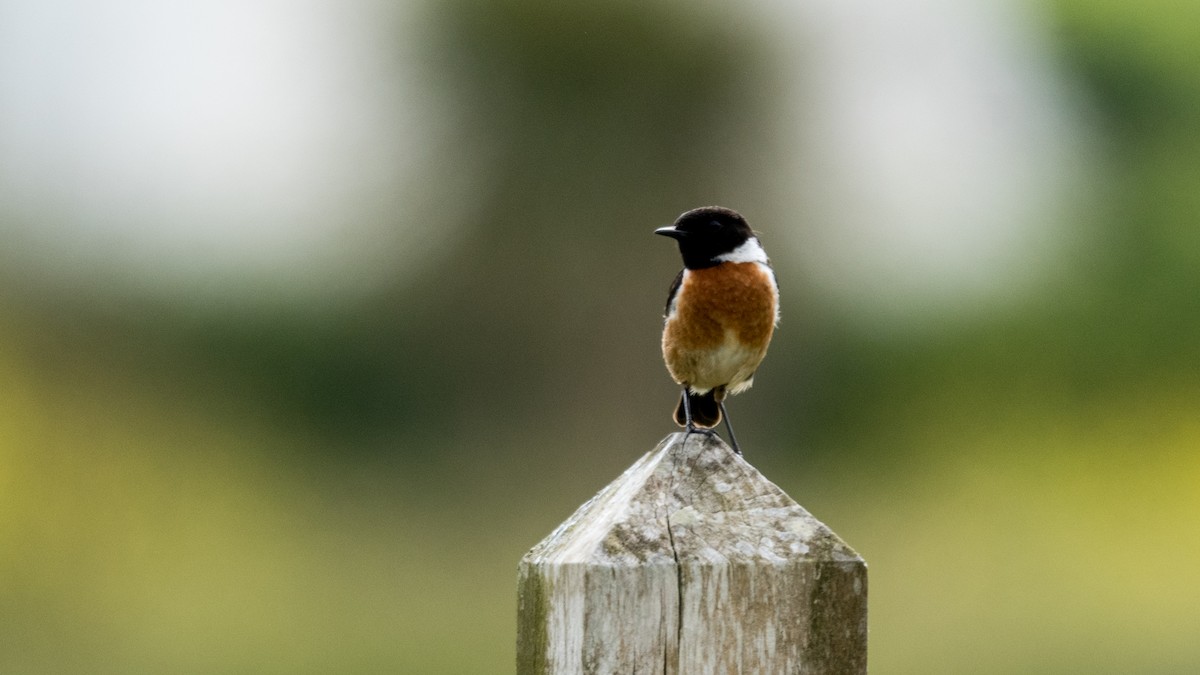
517;432;867;674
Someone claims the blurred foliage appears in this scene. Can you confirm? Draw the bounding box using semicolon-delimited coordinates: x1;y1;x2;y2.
2;0;1200;673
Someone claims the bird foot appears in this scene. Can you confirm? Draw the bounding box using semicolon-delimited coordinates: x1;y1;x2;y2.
682;426;717;440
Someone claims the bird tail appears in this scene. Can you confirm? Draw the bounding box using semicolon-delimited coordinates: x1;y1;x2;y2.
673;390;721;428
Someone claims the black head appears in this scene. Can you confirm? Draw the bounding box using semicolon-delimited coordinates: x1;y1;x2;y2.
655;206;754;269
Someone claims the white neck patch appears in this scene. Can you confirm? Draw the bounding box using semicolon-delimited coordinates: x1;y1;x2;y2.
715;237;769;264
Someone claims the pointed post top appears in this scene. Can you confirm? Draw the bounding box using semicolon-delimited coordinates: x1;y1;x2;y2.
524;432;862;568
518;433;868;673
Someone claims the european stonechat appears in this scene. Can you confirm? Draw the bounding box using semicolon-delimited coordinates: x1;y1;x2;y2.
656;206;779;454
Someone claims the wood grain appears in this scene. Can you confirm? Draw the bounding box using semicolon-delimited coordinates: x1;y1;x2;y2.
517;432;867;674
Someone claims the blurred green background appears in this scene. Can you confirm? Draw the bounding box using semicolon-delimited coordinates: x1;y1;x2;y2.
2;0;1199;672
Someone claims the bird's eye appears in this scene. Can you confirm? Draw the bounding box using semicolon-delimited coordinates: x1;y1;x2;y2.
708;219;722;231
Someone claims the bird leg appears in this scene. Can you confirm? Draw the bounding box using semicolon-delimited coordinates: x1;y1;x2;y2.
680;386;716;442
680;386;696;432
718;401;742;455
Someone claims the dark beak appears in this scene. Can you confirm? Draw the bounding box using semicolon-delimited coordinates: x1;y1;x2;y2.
655;226;685;239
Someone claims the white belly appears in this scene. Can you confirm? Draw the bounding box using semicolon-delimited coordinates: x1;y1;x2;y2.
674;329;760;395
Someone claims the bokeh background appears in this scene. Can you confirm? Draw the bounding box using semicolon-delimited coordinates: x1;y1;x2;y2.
2;0;1198;672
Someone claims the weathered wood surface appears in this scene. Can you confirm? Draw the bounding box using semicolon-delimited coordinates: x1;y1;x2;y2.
517;432;867;675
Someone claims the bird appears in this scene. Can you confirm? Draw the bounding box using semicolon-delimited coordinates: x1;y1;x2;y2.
655;206;779;454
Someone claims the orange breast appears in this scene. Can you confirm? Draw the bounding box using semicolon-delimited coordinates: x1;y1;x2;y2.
661;262;778;392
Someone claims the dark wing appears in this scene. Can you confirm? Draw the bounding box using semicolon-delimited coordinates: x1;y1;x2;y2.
664;268;684;317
